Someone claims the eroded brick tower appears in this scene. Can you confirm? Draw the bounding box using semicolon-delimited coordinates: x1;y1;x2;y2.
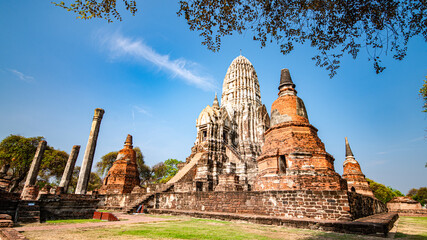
99;135;140;194
342;137;374;197
254;69;347;191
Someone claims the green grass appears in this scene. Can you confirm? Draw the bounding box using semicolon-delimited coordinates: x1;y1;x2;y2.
118;218;274;240
45;219;103;224
395;216;427;239
97;209;112;212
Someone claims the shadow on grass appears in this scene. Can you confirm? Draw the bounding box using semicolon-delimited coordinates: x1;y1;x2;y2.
394;232;427;239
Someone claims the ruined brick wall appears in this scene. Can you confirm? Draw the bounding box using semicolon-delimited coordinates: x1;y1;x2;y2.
155;190;353;221
38;194;99;222
0;190;20;221
347;192;387;219
97;193;147;210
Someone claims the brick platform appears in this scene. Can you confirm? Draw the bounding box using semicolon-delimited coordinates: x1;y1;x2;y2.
149;209;398;237
0;228;29;240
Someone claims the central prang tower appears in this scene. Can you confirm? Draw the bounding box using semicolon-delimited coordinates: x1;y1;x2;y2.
169;56;270;191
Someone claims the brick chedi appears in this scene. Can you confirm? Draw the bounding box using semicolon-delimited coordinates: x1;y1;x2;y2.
342;137;374;197
254;69;347;191
99;135;140;194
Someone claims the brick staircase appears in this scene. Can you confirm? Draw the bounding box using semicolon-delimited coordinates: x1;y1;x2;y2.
168;153;202;184
16;201;40;223
125;153;203;214
124;183;174;213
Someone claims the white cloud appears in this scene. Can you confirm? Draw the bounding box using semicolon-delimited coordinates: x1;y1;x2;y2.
132;105;152;117
8;69;35;83
100;32;216;91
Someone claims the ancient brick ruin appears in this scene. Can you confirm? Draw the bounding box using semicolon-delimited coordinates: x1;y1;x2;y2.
99;135;140;195
169;56;270;192
0;109;104;224
97;57;390;231
254;69;347;191
0;56;400;236
387;196;427;216
342;137;374;197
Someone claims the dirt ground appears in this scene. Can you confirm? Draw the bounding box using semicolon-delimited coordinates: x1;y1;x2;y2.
17;214;427;240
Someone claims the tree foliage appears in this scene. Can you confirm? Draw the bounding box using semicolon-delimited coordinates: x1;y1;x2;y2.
366;178;403;204
53;0;137;22
68;166;102;193
152;159;183;183
54;1;427;78
421;77;427;113
178;0;427;77
96;147;151;184
0;135;68;192
410;187;427;205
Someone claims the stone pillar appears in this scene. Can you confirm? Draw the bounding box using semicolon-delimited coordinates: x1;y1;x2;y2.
75;108;105;194
58;145;80;193
21;140;47;199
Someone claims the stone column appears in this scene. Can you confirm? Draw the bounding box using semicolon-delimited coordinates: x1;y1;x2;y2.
75;108;105;194
21;140;47;199
58;145;80;193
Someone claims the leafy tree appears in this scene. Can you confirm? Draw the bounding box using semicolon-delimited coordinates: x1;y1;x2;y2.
54;1;427;77
0;135;68;192
407;188;418;197
177;0;427;77
412;187;427;206
96;147;152;184
68;166;102;193
366;178;403;204
151;162;167;183
422;77;427;113
387;186;404;197
152;159;183;183
39;147;69;184
52;0;137;22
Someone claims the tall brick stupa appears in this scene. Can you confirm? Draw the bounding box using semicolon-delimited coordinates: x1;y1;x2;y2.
254;69;347;191
99;135;140;194
342;137;374;197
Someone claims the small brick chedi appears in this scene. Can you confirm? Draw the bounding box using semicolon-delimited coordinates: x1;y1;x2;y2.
342;137;374;197
254;69;347;191
99;135;140;194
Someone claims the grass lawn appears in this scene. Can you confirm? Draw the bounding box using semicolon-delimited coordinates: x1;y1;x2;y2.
394;216;427;239
22;215;427;240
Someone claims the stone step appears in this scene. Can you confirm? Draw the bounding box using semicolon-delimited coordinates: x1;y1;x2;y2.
0;220;13;228
17;216;40;223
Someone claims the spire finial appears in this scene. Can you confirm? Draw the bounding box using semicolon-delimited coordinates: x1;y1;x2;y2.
345;137;354;157
213;93;220;109
240;49;242;56
125;134;133;149
278;68;296;90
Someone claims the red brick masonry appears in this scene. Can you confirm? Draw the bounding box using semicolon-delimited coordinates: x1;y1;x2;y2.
155;190;386;221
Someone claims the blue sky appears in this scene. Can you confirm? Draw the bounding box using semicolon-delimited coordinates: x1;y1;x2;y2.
0;1;426;194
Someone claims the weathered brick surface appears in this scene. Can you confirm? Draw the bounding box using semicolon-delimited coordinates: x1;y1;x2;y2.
347;192;387;219
254;71;347;191
37;194;99;222
0;228;29;240
97;192;149;210
342;138;374;197
155;190;353;221
0;191;19;222
99;135;140;195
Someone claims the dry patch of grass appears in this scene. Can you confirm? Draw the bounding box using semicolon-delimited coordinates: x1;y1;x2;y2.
394;216;427;239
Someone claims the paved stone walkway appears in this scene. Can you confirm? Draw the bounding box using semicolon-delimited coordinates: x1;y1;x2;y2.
14;213;171;232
